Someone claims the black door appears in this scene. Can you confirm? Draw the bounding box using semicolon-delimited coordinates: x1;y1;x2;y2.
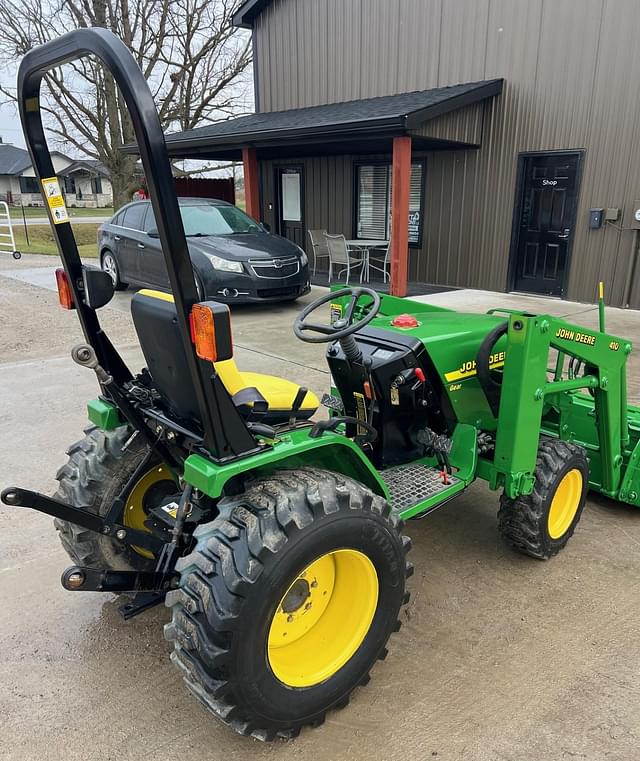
275;166;305;247
117;202;148;283
510;153;581;297
140;203;170;288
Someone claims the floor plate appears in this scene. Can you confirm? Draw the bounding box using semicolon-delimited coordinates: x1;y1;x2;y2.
382;463;459;511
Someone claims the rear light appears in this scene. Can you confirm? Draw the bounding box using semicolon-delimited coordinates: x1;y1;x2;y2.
55;268;75;310
189;302;234;363
190;303;218;361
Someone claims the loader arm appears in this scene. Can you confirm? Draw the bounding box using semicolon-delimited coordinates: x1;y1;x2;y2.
489;312;631;499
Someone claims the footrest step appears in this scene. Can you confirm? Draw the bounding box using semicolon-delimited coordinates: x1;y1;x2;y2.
382;463;459;511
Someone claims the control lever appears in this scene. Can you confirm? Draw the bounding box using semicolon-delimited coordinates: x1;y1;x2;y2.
289;386;309;427
309;416;377;445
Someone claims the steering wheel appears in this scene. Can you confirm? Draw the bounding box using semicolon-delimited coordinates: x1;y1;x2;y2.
294;287;381;344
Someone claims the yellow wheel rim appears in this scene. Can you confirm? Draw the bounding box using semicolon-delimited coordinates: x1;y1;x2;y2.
548;468;583;539
267;549;379;688
123;464;175;559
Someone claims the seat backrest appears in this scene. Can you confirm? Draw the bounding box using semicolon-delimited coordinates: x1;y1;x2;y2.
131;289;248;421
308;228;328;253
324;233;349;264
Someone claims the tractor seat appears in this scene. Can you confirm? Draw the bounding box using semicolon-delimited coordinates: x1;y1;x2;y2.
215;359;319;424
130;289;319;425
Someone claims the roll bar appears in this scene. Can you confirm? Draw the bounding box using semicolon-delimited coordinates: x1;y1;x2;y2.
18;28;257;459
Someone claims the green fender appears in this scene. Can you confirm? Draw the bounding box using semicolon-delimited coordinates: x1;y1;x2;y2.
183;426;390;500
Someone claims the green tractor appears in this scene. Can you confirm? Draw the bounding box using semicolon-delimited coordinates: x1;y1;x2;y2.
5;28;640;740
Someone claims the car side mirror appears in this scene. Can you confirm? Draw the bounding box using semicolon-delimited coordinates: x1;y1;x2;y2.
147;227;160;238
82;265;114;308
261;222;271;233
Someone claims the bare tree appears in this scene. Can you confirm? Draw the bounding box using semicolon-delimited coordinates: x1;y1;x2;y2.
0;0;252;207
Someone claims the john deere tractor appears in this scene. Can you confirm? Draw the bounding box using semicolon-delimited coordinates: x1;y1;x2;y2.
5;28;640;740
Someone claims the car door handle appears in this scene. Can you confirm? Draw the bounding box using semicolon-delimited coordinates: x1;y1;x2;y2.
137;243;145;249
114;235;121;241
558;228;571;239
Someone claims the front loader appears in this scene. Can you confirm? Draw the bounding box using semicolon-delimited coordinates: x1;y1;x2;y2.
3;28;640;740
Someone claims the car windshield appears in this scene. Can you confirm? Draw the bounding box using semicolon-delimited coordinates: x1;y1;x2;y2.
180;203;262;236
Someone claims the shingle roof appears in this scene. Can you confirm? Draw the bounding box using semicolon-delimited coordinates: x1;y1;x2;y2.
0;143;32;175
63;159;110;177
159;79;502;154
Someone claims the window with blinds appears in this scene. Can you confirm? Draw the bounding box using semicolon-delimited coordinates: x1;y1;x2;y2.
355;161;425;245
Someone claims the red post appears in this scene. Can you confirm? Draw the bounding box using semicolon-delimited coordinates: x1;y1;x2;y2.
242;147;260;221
389;135;411;297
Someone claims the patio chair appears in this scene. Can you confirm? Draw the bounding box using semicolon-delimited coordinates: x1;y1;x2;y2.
367;238;390;283
324;233;366;283
307;229;330;277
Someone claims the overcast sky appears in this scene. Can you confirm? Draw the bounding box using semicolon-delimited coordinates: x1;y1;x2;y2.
0;65;26;148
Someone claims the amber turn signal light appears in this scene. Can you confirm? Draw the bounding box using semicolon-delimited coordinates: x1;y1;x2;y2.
55;268;75;310
190;303;218;362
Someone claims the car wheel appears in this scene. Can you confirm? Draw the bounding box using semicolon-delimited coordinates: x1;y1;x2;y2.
101;250;127;290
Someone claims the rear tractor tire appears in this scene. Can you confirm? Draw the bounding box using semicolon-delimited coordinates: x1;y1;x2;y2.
498;439;589;559
165;468;412;740
54;425;178;571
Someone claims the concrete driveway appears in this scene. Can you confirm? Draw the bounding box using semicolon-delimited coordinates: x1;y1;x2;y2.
1;254;639;761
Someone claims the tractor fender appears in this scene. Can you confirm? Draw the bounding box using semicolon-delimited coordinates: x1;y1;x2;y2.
183;431;390;501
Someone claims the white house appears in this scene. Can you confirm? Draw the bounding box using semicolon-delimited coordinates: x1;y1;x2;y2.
0;140;113;208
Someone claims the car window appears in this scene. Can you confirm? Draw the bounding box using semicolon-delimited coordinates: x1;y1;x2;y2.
143;204;157;233
111;210;124;226
180;203;262;236
121;203;147;231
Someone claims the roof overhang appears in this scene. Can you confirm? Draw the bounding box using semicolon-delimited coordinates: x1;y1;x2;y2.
124;79;503;161
233;0;274;29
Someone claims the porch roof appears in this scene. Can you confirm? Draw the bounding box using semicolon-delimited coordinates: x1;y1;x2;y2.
125;79;502;161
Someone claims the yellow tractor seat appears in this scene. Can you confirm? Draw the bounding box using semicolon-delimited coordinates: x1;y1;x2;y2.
215;359;319;423
131;289;319;425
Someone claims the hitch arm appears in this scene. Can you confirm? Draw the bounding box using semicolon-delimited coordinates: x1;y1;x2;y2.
61;566;173;593
1;486;168;554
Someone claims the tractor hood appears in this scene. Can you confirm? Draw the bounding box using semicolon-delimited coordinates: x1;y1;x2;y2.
187;233;302;262
363;302;510;430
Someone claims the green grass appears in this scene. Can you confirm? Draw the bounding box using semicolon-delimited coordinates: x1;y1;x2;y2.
12;224;99;257
9;206;113;219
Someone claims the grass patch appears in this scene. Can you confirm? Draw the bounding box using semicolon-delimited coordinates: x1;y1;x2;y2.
9;206;113;219
11;224;99;257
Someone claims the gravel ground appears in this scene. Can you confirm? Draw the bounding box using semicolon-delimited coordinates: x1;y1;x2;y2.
1;254;639;761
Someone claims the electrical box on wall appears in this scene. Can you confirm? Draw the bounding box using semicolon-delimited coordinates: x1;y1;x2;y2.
631;200;640;229
589;208;604;229
605;208;620;221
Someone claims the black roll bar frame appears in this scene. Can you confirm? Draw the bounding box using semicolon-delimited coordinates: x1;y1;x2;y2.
17;28;258;460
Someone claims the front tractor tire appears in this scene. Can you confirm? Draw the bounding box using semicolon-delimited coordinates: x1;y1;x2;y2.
498;439;589;559
165;468;412;740
54;426;177;571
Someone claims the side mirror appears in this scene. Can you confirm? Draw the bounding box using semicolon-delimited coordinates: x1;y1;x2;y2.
261;222;271;233
82;265;114;309
147;227;160;238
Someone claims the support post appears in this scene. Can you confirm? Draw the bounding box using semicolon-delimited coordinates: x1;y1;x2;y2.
390;135;412;297
242;147;261;221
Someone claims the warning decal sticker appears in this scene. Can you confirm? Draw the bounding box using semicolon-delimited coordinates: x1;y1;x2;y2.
41;177;69;225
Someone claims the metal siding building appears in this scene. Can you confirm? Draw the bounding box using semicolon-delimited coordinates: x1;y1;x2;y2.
240;0;640;307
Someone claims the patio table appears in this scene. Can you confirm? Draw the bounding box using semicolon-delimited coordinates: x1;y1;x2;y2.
345;240;389;282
